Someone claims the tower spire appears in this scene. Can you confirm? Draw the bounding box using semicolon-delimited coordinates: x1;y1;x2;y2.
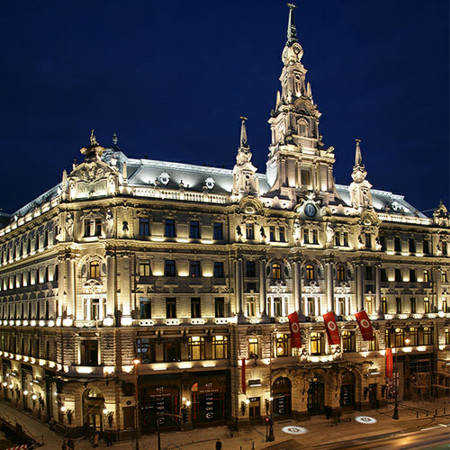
239;116;249;149
286;3;298;46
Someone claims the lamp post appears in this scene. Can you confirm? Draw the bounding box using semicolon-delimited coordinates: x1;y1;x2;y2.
133;358;141;450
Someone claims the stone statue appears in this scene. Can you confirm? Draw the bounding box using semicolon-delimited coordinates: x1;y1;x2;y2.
293;218;301;243
65;214;74;240
105;210;114;238
326;223;334;245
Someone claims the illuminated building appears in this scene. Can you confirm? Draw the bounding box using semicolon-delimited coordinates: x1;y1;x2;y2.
0;4;448;438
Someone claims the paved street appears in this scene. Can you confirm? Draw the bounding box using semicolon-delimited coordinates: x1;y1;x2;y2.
0;399;448;449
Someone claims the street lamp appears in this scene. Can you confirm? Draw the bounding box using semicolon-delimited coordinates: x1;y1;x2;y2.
133;358;141;450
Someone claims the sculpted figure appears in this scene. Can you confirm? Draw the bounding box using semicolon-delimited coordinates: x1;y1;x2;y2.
65;214;74;240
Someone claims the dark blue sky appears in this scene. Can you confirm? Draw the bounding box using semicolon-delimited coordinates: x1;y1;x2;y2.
0;0;448;215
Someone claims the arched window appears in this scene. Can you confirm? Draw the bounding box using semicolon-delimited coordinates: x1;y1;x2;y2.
306;264;315;280
89;261;100;278
272;263;282;280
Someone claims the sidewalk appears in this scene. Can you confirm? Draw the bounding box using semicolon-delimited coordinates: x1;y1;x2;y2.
0;398;447;450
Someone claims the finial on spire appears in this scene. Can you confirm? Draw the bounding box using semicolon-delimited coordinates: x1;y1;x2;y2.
112;133;118;145
354;139;363;167
286;3;298;46
90;129;98;146
239;116;249;148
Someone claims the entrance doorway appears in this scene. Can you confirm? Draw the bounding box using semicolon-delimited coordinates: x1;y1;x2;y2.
248;397;260;423
83;388;105;434
307;377;325;414
340;371;355;411
273;377;292;418
368;384;378;409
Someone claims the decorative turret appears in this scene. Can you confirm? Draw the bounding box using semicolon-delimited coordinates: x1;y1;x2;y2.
433;201;450;227
266;3;339;206
80;130;105;163
349;139;373;210
231;117;259;201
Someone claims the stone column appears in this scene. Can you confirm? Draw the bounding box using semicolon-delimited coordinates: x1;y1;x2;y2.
292;259;302;315
375;263;382;316
355;263;364;312
259;258;267;317
235;258;244;315
106;251;116;319
120;253;132;319
66;257;76;319
325;262;334;312
433;267;442;312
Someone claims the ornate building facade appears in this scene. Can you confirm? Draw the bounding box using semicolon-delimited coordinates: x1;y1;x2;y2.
0;4;448;439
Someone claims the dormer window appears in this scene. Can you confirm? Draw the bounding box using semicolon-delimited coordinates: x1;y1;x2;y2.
246;223;255;240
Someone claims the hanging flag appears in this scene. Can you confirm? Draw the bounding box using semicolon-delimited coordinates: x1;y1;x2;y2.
323;311;340;345
355;310;374;341
288;311;302;347
386;348;393;378
241;358;246;395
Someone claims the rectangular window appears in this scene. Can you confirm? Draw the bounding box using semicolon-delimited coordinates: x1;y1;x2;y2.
369;334;378;351
365;266;373;281
442;272;448;283
394;237;401;253
164;260;176;277
303;229;309;244
301;169;311;187
213;262;224;278
269;226;276;242
273;297;283;317
423;298;430;314
188;336;205;360
365;233;372;249
279;227;286;242
246;297;257;317
166;298;176;318
275;334;289;357
246;223;254;240
409;327;419;346
306;265;315;281
139;298;151;319
410;297;416;314
379;235;386;251
423;327;433;345
445;328;450;345
136;338;153;363
423;240;430;255
337;266;345;281
189;261;201;277
272;263;281;280
139;218;150;236
396;297;402;314
248;337;259;358
381;297;388;314
164;339;180;362
90;299;101;320
139;260;151;277
423;270;430;283
215;297;225;318
213;222;223;240
342;331;356;352
84;220;92;237
95;219;102;236
312;230;318;244
380;268;388;282
395;328;404;347
189;221;200;239
334;231;341;247
310;332;323;355
443;242;448;256
246;261;256;278
395;269;402;282
80;340;98;366
164;219;176;237
409;239;416;254
343;232;349;247
409;269;416;282
191;297;201;318
212;335;228;359
365;297;374;315
442;299;448;313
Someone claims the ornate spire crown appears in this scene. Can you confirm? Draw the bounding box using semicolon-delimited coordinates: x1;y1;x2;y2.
80;129;105;161
239;116;249;149
286;3;298;46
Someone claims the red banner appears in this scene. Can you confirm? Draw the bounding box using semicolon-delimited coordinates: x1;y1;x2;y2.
386;348;393;378
323;311;340;345
288;312;302;347
241;358;246;394
355;310;374;341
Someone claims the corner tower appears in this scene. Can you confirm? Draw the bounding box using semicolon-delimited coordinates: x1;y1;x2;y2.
266;4;339;206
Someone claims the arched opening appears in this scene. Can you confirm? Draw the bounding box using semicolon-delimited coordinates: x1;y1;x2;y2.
83;387;105;433
307;375;325;415
191;379;227;427
272;377;291;418
340;371;356;411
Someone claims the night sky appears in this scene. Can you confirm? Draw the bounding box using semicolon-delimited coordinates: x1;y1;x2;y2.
0;0;448;215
